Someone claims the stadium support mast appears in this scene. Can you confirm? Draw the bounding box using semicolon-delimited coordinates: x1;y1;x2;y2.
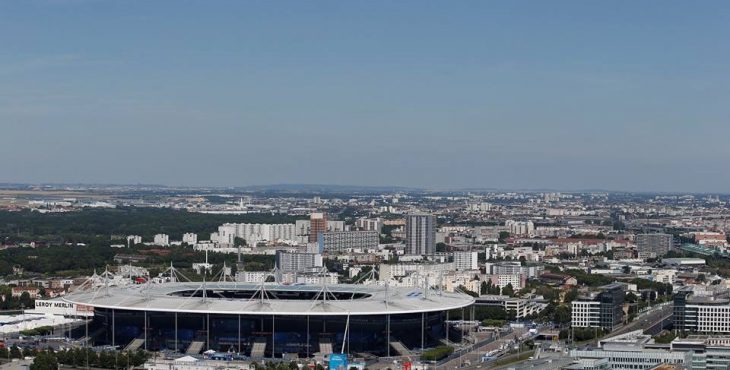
219;261;235;283
311;267;337;309
341;313;351;354
249;269;274;305
169;262;178;282
103;266;110;297
236;240;245;271
202;276;208;303
423;273;430;300
384;281;390;309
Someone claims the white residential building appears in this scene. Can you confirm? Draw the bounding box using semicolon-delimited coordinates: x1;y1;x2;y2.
505;220;535;236
126;235;142;245
153;234;170;246
319;231;379;253
212;223;298;245
182;233;198;245
486;274;525;291
235;271;270;283
275;251;323;272
485;261;544;278
453;251;479;271
378;262;454;281
355;218;383;232
296;273;339;285
295;220;346;243
445;274;481;293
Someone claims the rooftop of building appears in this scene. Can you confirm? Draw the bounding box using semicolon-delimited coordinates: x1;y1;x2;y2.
598;330;653;348
62;281;474;316
662;258;706;265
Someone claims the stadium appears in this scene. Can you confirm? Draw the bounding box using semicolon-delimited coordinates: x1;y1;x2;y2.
62;281;474;358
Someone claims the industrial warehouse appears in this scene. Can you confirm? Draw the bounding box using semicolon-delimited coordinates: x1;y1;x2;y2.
60;279;474;359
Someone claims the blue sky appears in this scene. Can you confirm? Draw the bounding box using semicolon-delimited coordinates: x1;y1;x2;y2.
1;1;729;192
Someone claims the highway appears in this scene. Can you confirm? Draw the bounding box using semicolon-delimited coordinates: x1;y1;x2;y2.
604;302;673;339
370;302;674;370
438;328;527;370
490;353;574;370
479;302;674;370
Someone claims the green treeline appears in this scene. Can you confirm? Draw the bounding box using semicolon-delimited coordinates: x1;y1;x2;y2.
0;244;275;277
0;208;290;276
24;347;149;370
0;208;305;243
421;345;454;361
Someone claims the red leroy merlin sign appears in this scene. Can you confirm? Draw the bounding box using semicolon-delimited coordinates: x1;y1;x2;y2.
34;300;94;317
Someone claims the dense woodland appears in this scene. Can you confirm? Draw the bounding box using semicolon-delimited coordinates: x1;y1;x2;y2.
0;208;288;277
0;243;275;277
0;208;305;244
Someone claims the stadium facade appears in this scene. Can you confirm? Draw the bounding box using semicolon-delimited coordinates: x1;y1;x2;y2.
62;282;474;358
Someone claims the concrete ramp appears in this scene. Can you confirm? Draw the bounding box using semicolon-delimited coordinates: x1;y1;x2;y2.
389;341;412;357
251;337;267;358
124;338;145;352
186;341;205;354
319;338;333;355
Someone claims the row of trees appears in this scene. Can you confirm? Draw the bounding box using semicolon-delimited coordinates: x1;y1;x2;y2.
528;301;571;325
479;280;516;296
0;243;119;276
0;242;276;278
459;283;515;299
28;348;149;370
447;306;515;322
558;327;606;341
562;269;615;287
653;331;677;344
252;361;311;370
421;345;454;361
0;285;35;310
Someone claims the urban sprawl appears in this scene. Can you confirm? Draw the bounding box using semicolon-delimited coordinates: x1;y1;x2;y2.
1;186;730;370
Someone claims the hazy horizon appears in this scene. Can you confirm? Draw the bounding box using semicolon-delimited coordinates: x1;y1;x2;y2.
1;181;727;195
2;1;729;193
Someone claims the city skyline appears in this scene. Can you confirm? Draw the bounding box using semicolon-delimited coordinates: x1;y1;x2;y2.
5;2;730;368
2;1;730;192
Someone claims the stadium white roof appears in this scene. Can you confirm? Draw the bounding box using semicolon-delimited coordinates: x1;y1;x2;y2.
62;282;474;316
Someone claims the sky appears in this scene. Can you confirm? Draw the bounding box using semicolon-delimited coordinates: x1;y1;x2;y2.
1;1;729;192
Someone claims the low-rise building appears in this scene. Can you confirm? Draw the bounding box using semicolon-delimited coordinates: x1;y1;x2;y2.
486;274;525;292
570;329;730;370
539;273;578;287
569;330;688;369
474;295;547;319
485;261;544;278
11;286;40;299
